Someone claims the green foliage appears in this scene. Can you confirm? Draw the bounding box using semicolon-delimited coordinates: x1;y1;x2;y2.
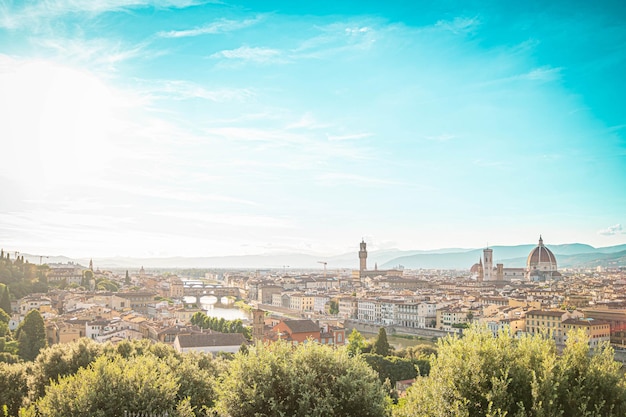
31;354;180;416
190;311;251;339
328;299;339;315
28;339;222;417
16;310;46;361
372;327;391;356
395;344;437;360
394;326;626;417
0;362;29;416
0;285;11;316
346;328;367;356
362;353;430;386
215;340;390;417
29;338;104;399
95;277;119;292
0;261;47;299
0;320;10;339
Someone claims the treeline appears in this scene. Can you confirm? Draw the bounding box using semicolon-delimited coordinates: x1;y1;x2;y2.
1;326;625;416
0;308;46;364
0;251;48;300
190;312;251;340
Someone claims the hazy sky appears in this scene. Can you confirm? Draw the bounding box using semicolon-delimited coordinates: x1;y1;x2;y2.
1;0;625;258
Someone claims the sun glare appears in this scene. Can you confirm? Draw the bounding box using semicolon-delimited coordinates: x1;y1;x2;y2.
1;58;117;189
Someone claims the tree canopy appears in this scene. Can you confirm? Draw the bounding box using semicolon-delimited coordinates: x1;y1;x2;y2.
371;327;391;356
394;325;626;417
16;310;46;361
215;340;390;417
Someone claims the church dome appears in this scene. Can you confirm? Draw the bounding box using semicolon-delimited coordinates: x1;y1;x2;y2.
526;236;557;271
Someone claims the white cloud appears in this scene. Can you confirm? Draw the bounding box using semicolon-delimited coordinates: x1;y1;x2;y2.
598;224;624;236
35;37;148;71
519;66;562;82
0;0;211;29
137;79;255;102
157;17;261;38
210;46;284;63
152;211;293;229
434;17;481;35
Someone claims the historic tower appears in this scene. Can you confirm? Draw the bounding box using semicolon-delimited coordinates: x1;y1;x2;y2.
252;308;265;341
483;248;493;281
359;239;368;272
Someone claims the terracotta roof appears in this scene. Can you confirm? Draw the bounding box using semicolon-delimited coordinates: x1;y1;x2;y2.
527;237;557;268
562;318;610;326
282;320;320;333
526;310;567;317
176;332;246;348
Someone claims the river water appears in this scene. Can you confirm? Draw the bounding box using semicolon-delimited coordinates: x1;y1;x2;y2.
183;295;249;321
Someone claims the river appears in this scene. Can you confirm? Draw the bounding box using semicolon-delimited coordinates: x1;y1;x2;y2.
183;295;249;321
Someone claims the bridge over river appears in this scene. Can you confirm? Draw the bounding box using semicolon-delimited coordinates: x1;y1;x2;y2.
182;284;242;303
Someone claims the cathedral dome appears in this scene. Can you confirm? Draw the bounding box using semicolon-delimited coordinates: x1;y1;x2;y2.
526;236;557;272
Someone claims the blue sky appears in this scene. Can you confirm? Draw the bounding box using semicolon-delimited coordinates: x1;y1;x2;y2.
0;0;625;258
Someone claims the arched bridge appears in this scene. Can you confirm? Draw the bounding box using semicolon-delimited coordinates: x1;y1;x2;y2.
182;286;242;299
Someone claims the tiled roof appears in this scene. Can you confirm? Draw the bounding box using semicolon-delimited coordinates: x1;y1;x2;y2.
282;320;320;334
176;332;246;348
526;310;567;317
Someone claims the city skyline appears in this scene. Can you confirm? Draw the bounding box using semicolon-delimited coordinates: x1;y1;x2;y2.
1;1;625;258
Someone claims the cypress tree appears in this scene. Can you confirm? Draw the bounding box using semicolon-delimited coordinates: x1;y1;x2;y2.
16;309;47;361
0;285;11;316
371;327;391;356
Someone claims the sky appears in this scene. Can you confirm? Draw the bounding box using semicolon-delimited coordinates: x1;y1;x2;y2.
0;0;625;259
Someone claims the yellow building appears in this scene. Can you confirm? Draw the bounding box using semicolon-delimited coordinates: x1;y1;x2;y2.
525;309;583;344
562;318;611;348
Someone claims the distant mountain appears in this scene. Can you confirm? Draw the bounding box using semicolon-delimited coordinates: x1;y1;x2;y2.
17;243;626;270
380;243;626;270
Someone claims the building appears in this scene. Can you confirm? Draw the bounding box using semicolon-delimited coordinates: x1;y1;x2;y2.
169;276;185;299
470;236;560;282
353;240;403;282
562;318;611;349
525;309;583;345
527;236;561;281
269;319;345;346
173;332;247;354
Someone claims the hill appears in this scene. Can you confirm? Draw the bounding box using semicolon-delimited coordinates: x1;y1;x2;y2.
18;243;626;270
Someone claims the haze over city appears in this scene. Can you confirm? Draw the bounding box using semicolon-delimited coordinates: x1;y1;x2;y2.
1;1;625;259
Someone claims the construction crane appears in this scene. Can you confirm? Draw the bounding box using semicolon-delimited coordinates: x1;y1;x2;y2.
317;261;328;278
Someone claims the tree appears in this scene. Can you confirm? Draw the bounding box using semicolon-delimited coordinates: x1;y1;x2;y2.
15;310;47;361
362;353;430;386
328;299;339;315
28;354;182;417
372;327;391;356
29;338;104;399
125;270;131;286
215;340;390;417
346;328;367;356
81;270;93;288
0;285;11;316
394;325;626;417
0;362;29;417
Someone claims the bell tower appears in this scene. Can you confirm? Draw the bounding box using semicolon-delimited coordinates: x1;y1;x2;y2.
359;239;367;272
252;308;265;341
483;248;493;281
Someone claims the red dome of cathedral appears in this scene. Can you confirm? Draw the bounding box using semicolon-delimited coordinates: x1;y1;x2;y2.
526;236;557;277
